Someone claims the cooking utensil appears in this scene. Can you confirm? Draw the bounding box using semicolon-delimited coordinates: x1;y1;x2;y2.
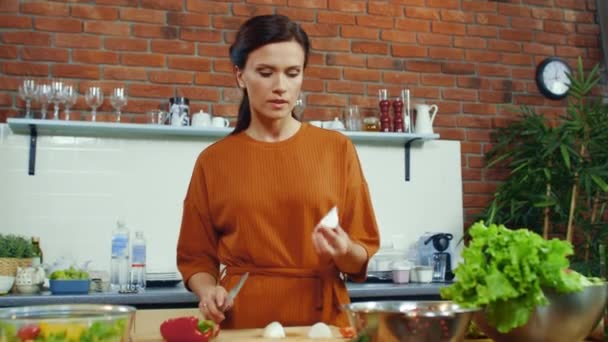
342;301;479;342
227;272;249;302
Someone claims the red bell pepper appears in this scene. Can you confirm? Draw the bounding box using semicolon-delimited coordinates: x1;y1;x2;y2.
17;324;41;341
160;316;219;342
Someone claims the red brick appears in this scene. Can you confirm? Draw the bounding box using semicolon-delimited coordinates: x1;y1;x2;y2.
141;0;183;11
0;46;17;59
488;40;521;52
300;23;339;37
341;25;378;39
432;21;465;35
479;90;512;103
442;62;475;75
288;0;327;8
344;68;381;82
421;74;455;86
211;104;239;117
564;10;594;23
22;47;69;62
466;25;498;38
168;56;211;71
535;32;567;45
523;43;555;55
463;195;492;207
380;30;416;43
430;47;464;60
317;11;354;24
392;45;428;58
326;54;366;67
213;59;233;73
457;77;483;89
186;0;230;14
500;53;533;66
475;13;509;26
35;17;82;33
404;61;441;73
133;25;179;39
435;127;466;140
84;21;130;36
463;182;498;194
462;1;497;12
478;64;510;77
178;88;220;103
352;41;388;55
306;66;340;79
556;46;588;58
395;18;431;32
1;32;51;46
418;33;452;47
72;50;119;64
443;88;477;101
307;93;347;107
104;67;147;80
530;8;563;20
434;115;457;127
326;81;365;94
129;84;175;98
498;4;531;17
21;2;69;16
2;62;49;76
454;37;486;49
406;7;440;20
0;15;31;28
328;0;366;12
302;79;324;92
576;23;600;35
71;6;119;20
356;15;394;29
461;142;483;154
233;4;274;17
278;8;317;22
55;34;101;49
310;38;350;52
198;44;230;57
211;16;245;30
105;38;147;52
383;72;419;85
151;40;195;55
511;17;542;30
0;0;18;12
149;71;192;84
467;129;491;142
368;1;401;17
567;35;598;48
194;73;235;87
459;116;493;129
94;0;138;6
120;7;165;23
180;28;222;42
122;53;166;67
0;93;11;106
555;0;587;9
53;64;99;79
308;53;324;65
466;51;500;63
500;29;534;41
167;13;211;27
463;103;498;115
366;57;403;70
441;10;474;23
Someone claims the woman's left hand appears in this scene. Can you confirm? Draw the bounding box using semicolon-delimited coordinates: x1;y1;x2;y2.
312;224;352;258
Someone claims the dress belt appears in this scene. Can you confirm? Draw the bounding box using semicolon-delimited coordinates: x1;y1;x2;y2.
222;265;346;323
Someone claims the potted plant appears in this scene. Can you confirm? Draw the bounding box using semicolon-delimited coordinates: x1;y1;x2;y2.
0;234;36;277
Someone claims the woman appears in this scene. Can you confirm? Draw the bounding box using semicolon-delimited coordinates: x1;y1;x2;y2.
177;14;379;329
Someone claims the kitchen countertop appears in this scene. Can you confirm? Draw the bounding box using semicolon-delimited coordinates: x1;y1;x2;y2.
0;282;446;307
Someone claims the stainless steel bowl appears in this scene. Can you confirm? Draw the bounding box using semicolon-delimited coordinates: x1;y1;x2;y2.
342;301;480;342
474;282;608;342
0;304;135;341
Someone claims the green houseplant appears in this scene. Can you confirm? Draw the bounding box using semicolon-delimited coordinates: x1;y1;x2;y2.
479;57;608;276
0;234;36;277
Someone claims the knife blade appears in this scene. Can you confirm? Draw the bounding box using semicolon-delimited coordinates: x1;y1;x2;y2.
227;272;249;302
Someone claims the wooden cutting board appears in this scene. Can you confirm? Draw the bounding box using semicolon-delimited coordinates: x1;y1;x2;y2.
137;326;347;341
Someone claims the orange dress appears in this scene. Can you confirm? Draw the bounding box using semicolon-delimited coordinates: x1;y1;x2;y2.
177;123;380;329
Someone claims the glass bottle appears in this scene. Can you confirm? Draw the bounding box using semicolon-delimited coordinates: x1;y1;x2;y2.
31;236;43;266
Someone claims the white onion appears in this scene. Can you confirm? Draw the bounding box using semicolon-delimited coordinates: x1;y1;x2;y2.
263;321;286;338
307;322;333;339
319;206;339;228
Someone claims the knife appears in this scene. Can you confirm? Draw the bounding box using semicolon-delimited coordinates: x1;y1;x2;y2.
227;272;249;303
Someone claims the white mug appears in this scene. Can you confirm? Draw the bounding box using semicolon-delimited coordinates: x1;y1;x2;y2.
211;116;230;128
192;111;211;127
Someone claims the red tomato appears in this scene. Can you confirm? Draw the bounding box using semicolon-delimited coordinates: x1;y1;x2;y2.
339;326;356;338
17;325;41;341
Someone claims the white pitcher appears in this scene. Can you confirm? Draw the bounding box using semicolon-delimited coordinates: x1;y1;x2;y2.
414;104;438;134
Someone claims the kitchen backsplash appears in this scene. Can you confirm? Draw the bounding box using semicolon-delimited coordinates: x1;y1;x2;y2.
0;124;463;273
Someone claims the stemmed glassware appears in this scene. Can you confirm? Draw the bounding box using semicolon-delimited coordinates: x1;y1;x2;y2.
62;85;78;121
85;87;104;122
50;81;64;120
36;83;52;119
18;79;37;119
110;87;127;122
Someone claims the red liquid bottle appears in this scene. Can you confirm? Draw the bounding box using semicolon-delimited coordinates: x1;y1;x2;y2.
378;89;392;132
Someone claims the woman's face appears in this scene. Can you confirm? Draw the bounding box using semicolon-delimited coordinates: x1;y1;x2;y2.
235;40;305;123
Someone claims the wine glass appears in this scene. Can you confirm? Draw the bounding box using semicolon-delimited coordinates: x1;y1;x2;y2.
293;92;305;119
62;85;78;121
50;81;64;120
18;79;37;119
85;87;104;122
36;83;52;119
110;87;127;122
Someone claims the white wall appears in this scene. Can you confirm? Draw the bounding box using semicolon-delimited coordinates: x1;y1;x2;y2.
0;123;463;273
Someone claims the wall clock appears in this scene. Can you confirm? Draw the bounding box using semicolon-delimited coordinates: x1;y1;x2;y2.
535;57;572;100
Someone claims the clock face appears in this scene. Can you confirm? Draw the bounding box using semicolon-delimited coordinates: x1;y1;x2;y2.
536;57;572;100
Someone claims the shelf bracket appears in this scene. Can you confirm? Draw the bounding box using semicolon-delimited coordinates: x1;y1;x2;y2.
28;124;37;176
404;138;421;182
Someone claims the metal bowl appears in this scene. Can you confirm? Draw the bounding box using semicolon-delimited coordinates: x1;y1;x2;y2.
342;301;480;341
474;282;608;342
0;304;135;341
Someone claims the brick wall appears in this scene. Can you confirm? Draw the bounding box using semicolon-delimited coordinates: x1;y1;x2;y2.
0;0;604;224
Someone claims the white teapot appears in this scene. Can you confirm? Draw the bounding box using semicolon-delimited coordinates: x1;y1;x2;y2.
414;104;438;134
15;266;45;294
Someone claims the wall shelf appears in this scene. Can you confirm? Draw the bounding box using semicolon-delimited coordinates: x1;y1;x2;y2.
7;118;440;180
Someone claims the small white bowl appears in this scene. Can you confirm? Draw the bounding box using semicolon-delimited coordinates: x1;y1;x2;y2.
0;276;15;294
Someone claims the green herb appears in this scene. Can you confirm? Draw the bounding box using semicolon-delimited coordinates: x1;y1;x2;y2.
440;221;586;333
0;234;35;258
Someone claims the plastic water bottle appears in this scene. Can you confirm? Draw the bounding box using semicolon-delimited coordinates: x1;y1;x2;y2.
110;220;130;292
130;231;146;292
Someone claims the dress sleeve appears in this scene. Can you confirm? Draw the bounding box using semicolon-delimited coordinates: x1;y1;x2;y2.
177;154;220;288
340;139;380;282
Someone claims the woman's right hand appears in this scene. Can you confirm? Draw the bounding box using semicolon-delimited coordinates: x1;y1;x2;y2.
198;285;231;323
